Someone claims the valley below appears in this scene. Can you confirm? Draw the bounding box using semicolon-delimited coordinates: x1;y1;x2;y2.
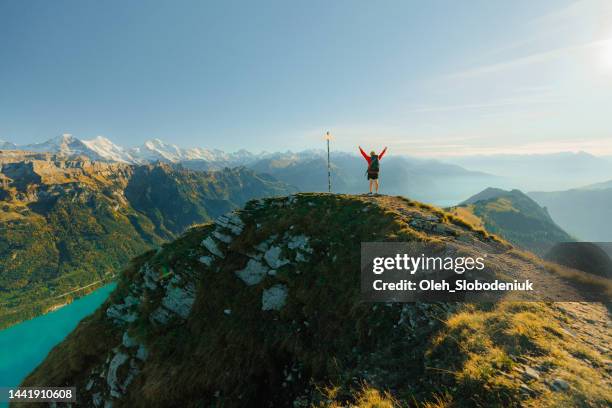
0;151;293;329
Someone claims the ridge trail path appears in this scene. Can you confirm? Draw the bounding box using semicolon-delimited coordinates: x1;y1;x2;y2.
358;194;608;302
361;193;612;390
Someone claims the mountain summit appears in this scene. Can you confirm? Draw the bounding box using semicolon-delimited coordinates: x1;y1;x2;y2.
22;194;611;407
82;136;137;163
20;133;105;160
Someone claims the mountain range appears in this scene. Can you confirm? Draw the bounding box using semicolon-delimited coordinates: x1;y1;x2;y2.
447;152;612;192
1;134;261;166
0;151;293;329
1;134;501;205
529;181;612;242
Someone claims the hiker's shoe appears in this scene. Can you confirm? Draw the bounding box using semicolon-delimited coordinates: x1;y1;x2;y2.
367;192;373;196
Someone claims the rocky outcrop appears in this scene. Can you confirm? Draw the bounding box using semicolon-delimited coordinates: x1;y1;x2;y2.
261;284;288;311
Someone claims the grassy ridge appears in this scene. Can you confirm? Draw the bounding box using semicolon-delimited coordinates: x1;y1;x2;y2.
21;194;611;407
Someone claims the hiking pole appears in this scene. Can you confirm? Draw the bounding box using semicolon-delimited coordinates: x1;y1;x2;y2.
326;132;331;193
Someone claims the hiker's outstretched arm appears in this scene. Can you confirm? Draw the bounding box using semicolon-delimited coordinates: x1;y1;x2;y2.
359;146;370;162
379;147;388;159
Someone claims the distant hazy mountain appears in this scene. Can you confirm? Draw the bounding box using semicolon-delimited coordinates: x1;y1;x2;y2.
580;179;612;190
447;151;612;191
0;151;293;328
0;139;17;149
246;152;499;205
453;187;573;255
529;182;612;242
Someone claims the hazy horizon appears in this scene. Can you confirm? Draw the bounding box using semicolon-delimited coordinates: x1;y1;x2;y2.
2;133;612;159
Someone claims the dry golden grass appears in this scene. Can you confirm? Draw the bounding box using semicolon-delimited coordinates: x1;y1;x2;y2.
427;301;612;407
316;385;399;408
446;206;484;230
543;262;612;299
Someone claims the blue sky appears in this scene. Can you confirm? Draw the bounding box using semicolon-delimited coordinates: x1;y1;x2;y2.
1;0;611;156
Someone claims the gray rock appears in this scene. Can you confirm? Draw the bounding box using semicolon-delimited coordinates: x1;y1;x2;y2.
202;237;224;258
246;251;263;260
264;246;290;269
149;306;172;325
522;366;540;381
409;219;429;230
236;259;269;285
215;213;244;235
287;235;312;253
136;345;148;361
262;284;288;311
161;282;196;319
213;230;232;243
107;352;129;398
122;332;137;348
551;378;569;391
92;393;102;407
142;263;159;290
106;303;137;324
122;359;139;390
255;235;277;253
198;255;213;266
255;241;270;253
519;383;536;396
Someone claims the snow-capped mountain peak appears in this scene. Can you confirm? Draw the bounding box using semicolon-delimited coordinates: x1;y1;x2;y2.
20;133;104;160
130;138;184;162
83;136;136;163
0;134;267;166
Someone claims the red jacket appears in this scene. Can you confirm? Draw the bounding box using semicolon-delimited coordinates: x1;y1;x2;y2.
359;147;387;164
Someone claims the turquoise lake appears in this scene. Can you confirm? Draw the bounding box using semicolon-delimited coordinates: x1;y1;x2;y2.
0;284;116;397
